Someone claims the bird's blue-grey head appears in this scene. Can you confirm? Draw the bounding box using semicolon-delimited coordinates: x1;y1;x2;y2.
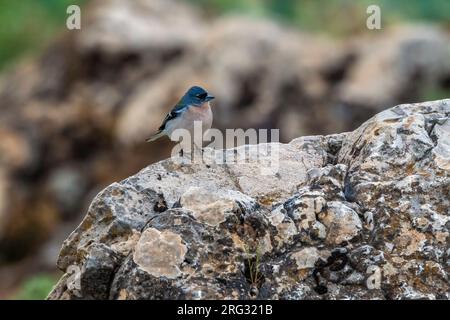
181;86;215;106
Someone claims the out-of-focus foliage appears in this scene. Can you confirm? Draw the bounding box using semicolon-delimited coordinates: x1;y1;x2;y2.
0;0;449;71
12;273;57;300
0;0;86;70
190;0;450;35
421;84;450;101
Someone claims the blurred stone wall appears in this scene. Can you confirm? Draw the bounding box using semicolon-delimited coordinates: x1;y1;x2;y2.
0;0;449;292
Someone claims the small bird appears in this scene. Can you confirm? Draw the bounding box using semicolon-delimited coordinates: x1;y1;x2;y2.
146;86;215;149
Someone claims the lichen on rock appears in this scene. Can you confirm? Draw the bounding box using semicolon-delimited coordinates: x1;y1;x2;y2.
48;99;450;300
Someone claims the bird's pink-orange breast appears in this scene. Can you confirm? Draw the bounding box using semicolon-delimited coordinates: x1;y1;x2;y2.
185;103;212;122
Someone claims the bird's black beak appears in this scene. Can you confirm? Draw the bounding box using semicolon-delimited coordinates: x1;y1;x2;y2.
205;95;215;102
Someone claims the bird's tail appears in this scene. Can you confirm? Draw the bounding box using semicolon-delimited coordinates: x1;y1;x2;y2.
146;130;165;142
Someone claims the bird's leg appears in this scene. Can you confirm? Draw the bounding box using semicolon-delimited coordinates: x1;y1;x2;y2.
192;141;205;163
178;147;192;166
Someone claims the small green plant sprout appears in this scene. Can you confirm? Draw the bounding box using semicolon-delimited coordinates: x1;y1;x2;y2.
243;243;264;289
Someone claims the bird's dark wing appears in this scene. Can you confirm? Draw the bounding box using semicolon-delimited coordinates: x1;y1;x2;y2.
158;102;188;131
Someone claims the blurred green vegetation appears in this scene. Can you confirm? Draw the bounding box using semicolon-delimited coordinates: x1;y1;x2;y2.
0;0;86;71
190;0;450;35
12;273;58;300
0;0;449;71
420;85;450;101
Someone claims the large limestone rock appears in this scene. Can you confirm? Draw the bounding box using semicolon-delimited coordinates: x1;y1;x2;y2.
49;99;449;300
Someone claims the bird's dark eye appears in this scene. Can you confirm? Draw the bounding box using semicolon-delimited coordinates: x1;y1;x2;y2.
196;93;207;99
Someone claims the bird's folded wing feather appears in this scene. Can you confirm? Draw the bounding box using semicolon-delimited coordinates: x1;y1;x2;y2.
158;102;188;131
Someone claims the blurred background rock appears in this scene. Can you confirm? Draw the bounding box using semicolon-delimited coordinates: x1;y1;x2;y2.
0;0;449;299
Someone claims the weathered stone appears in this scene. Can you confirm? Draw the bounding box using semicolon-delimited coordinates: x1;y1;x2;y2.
133;228;187;279
319;201;363;245
49;100;450;300
291;247;321;269
80;243;122;300
180;187;257;227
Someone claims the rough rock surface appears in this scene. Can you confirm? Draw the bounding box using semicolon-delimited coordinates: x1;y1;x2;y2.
49;99;449;300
